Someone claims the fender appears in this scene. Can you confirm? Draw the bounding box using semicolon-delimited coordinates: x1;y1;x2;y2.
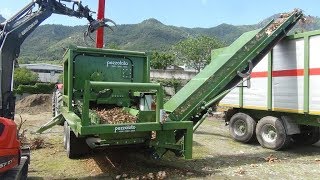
0;118;20;174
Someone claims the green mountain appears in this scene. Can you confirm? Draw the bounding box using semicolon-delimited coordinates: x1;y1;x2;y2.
1;14;319;62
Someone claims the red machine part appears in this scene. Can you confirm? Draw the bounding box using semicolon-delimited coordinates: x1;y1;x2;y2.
56;83;63;90
96;0;106;48
0;118;20;174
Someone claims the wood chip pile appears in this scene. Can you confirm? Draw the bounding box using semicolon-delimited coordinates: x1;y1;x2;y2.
95;107;137;124
265;13;290;35
265;9;302;35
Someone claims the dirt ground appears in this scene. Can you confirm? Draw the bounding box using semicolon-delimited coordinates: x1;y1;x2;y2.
14;95;320;179
15;112;319;180
15;94;52;115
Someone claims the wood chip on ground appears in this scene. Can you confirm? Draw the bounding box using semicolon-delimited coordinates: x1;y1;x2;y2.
264;154;279;163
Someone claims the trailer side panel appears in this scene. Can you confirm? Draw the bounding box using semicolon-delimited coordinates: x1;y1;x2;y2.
220;31;320;116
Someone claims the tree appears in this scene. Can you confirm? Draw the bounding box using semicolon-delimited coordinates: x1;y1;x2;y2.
58;73;63;83
18;57;31;64
106;42;120;50
150;51;175;70
173;36;224;72
14;67;39;88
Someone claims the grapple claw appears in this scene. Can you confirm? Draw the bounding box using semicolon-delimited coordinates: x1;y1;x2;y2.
103;18;116;32
88;18;116;33
83;18;116;46
104;18;117;27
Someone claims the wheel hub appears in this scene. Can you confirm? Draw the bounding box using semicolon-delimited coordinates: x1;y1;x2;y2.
262;125;277;143
234;120;247;136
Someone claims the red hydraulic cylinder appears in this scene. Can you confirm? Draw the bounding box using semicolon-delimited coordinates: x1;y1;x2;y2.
96;0;106;48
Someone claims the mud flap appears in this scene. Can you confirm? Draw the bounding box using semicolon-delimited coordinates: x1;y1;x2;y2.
281;116;300;135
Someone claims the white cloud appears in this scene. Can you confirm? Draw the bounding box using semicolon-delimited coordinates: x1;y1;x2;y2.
0;8;14;19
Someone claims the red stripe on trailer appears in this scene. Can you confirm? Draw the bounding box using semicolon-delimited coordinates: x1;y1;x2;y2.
250;71;268;78
272;69;304;77
310;68;320;75
250;68;320;78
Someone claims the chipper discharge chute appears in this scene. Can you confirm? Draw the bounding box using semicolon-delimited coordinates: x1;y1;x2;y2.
37;10;303;159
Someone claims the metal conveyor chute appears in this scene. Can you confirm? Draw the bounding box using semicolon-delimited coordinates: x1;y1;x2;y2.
164;10;303;129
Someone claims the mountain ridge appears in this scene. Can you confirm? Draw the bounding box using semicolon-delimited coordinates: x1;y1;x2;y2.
0;14;319;62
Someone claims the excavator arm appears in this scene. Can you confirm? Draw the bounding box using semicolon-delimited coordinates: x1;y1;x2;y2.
0;0;102;119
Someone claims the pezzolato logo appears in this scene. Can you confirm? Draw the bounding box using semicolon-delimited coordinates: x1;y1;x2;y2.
106;60;129;67
114;125;136;133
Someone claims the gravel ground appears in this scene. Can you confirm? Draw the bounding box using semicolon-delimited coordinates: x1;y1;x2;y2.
18;112;320;180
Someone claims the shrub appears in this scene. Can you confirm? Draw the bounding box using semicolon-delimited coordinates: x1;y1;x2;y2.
15;83;55;95
14;67;38;87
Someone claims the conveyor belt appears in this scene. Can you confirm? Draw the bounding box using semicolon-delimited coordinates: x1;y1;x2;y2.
164;10;303;124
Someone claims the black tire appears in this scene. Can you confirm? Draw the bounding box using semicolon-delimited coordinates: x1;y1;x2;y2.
63;121;68;149
293;126;320;145
65;124;90;159
54;90;62;117
52;91;56;117
20;161;29;180
256;116;292;150
53;90;64;126
229;113;257;143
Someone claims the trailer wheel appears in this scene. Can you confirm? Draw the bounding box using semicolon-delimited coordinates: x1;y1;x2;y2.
293;126;320;145
229;113;256;143
65;124;90;159
256;116;292;150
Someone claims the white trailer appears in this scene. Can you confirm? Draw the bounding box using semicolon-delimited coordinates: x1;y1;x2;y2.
219;30;320;150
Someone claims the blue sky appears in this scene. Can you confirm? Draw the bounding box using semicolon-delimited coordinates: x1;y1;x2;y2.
1;0;320;28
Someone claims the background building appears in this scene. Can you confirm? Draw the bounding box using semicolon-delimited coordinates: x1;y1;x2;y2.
20;64;63;83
